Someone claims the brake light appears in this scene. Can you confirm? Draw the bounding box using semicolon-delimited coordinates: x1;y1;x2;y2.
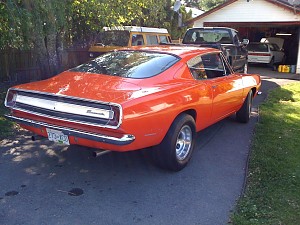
109;105;121;126
5;89;18;108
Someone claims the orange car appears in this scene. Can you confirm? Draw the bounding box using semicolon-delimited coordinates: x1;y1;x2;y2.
4;46;261;171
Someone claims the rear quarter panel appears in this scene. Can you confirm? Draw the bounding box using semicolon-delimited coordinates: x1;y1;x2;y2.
241;73;261;97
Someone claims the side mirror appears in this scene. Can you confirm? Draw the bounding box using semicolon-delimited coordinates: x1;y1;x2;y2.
242;39;249;46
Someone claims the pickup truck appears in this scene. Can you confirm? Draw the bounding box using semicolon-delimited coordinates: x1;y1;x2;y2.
182;27;249;73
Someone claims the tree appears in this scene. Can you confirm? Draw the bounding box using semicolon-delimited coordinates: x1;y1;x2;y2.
164;0;193;40
166;10;193;40
25;0;68;77
0;0;171;79
0;0;70;78
199;0;225;11
185;0;201;9
69;0;175;46
0;1;29;50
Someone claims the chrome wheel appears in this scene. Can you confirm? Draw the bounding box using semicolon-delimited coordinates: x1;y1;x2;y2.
176;125;192;161
150;114;196;171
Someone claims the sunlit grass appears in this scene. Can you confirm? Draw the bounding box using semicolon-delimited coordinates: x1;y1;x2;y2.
232;82;300;225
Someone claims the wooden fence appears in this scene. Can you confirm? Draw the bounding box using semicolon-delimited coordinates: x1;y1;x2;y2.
0;49;90;84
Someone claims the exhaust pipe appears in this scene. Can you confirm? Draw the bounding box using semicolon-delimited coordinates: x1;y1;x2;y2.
93;150;111;157
31;135;45;141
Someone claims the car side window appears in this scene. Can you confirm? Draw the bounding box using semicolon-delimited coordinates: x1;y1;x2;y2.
146;35;159;45
187;53;229;80
159;35;170;43
202;53;228;78
187;55;207;80
131;34;145;46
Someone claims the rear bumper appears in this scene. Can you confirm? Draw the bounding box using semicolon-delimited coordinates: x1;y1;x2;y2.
5;115;135;146
248;56;271;64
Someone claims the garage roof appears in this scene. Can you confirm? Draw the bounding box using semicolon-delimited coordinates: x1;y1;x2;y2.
188;0;300;26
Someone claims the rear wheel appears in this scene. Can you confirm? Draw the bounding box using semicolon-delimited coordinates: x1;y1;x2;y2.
281;55;286;64
269;58;276;71
151;114;196;171
236;91;253;123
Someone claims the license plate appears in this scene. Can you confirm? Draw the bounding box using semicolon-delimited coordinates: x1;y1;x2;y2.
46;128;70;145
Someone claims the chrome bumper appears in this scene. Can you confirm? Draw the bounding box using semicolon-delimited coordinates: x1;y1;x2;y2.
5;115;135;146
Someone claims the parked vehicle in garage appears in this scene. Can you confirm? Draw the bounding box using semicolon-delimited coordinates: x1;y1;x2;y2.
261;37;284;50
182;27;249;73
4;46;261;171
88;26;172;58
247;42;285;68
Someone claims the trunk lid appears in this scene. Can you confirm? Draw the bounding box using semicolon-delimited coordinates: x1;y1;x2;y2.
15;71;142;103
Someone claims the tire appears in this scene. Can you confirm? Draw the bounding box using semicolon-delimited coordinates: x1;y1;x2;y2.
281;55;286;64
269;58;276;70
151;114;196;171
236;91;253;123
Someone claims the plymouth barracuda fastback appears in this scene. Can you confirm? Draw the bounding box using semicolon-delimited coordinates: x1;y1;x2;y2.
5;46;261;171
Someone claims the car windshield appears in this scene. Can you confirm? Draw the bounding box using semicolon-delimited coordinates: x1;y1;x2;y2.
248;43;269;52
94;30;130;46
183;29;232;44
70;50;180;78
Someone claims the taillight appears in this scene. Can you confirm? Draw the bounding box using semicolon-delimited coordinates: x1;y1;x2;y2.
108;105;121;127
4;89;18;108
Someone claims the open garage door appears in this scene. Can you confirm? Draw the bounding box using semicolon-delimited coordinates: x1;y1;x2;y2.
203;22;299;68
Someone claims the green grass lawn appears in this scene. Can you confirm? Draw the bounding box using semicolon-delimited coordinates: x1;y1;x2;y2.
232;82;300;225
0;85;15;139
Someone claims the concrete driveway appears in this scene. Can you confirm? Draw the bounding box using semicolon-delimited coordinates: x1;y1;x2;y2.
0;66;299;225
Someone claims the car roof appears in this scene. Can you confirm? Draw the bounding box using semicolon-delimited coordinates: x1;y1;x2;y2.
103;26;169;34
187;27;238;32
119;45;221;59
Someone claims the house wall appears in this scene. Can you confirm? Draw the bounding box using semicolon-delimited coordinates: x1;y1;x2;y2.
193;0;300;27
192;0;300;74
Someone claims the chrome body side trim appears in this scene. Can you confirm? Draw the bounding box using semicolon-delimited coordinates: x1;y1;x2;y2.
5;115;135;146
15;95;114;119
10;107;118;129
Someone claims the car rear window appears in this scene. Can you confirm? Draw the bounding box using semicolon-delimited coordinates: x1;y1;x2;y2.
70;50;180;78
247;43;269;52
182;29;232;44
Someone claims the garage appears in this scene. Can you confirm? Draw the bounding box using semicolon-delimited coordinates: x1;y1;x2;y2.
187;0;300;73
